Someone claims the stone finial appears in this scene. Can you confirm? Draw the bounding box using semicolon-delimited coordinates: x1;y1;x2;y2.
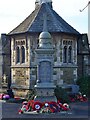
35;0;52;4
35;0;52;8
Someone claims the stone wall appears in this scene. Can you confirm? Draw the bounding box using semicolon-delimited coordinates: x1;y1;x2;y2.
77;55;83;78
11;68;30;88
60;67;77;84
9;33;78;96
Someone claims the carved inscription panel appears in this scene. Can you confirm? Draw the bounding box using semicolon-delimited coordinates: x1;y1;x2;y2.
39;61;51;82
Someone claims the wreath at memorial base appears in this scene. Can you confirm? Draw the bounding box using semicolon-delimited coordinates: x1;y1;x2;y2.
0;94;10;100
69;92;88;102
18;100;70;114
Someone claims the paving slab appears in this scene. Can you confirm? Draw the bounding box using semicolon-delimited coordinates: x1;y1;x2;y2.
0;101;89;119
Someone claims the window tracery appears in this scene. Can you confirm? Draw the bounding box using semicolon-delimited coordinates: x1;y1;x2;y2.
63;40;73;64
15;40;25;64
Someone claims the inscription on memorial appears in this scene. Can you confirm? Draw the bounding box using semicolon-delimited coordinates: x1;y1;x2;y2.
39;61;51;82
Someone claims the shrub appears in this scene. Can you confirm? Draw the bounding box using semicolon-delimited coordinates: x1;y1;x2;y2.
54;86;70;103
25;89;35;100
76;76;90;97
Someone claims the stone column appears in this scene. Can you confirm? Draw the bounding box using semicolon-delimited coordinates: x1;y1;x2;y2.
34;31;57;102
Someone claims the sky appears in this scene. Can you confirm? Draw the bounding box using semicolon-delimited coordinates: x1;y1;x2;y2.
0;0;89;36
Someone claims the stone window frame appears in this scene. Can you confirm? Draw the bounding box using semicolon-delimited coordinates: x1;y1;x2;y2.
15;40;26;64
62;39;73;64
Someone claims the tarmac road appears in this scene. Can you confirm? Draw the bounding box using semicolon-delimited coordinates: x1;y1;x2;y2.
0;100;90;120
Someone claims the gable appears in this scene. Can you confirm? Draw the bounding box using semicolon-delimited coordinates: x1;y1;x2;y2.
9;3;80;35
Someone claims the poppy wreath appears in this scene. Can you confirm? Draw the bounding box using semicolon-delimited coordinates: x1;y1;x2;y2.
0;94;4;100
0;94;10;100
18;104;28;114
3;94;10;100
76;94;88;102
49;101;60;113
44;101;50;107
40;102;50;113
18;109;23;114
82;95;88;102
22;101;30;111
57;100;70;111
27;100;34;108
63;103;70;110
24;100;34;111
32;101;43;111
19;100;34;114
18;100;71;114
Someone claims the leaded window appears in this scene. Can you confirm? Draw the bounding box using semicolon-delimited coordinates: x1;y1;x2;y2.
63;46;67;63
21;46;25;63
63;40;73;64
16;46;20;63
15;40;25;64
68;46;72;63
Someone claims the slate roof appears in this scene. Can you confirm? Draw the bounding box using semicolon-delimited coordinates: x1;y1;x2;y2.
9;3;80;35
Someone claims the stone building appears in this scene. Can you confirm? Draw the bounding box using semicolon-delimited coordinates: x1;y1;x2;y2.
0;0;90;96
77;34;90;77
0;34;11;92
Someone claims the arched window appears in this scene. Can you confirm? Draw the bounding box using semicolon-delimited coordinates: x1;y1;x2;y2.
63;46;67;63
16;46;20;63
68;46;72;63
21;46;25;63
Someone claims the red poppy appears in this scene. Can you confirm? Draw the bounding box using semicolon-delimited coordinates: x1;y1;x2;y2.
25;100;34;110
83;96;88;102
32;101;42;111
0;94;4;100
27;100;34;106
63;103;70;110
80;97;84;102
